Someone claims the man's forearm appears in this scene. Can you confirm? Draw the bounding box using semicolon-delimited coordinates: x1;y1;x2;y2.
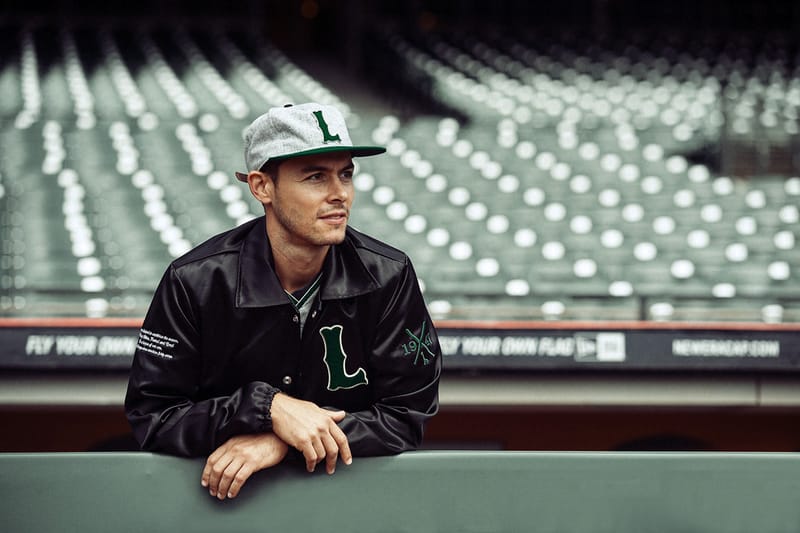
126;381;280;457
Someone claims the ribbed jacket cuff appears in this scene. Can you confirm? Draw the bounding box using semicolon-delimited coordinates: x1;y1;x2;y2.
252;382;280;432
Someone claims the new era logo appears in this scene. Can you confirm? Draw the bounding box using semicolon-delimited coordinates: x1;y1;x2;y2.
575;332;626;362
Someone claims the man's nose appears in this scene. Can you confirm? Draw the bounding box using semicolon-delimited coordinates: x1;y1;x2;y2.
328;178;350;202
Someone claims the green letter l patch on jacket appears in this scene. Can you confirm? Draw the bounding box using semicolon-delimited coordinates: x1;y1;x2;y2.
320;325;368;391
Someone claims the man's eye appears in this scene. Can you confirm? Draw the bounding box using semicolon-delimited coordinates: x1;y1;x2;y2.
341;171;354;180
306;173;324;181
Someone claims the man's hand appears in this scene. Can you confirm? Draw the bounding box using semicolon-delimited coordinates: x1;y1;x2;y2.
270;392;353;474
201;432;289;500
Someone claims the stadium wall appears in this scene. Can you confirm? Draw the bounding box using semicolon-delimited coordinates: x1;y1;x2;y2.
3;451;800;533
1;318;799;453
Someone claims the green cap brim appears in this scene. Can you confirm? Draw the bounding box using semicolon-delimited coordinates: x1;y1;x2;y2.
235;145;385;182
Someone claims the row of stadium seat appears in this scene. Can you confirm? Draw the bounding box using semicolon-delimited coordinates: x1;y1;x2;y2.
353;28;799;320
0;23;798;321
1;25;359;317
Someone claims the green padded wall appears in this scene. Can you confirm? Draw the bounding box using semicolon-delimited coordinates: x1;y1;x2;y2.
2;451;799;532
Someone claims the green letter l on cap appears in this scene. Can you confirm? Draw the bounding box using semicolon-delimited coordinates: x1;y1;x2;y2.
312;110;341;142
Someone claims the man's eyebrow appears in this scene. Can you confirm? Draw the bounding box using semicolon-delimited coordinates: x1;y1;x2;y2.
300;163;355;173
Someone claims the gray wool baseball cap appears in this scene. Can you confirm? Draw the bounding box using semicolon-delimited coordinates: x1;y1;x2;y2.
235;102;385;182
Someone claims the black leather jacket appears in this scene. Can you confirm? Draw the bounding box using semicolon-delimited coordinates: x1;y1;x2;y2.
125;217;441;457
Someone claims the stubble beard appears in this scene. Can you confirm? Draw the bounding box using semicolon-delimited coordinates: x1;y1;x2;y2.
269;202;348;247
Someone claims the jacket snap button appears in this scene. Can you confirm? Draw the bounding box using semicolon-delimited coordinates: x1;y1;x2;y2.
282;375;293;386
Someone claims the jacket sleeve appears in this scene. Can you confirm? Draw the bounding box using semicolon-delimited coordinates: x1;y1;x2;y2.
124;265;279;457
337;258;442;456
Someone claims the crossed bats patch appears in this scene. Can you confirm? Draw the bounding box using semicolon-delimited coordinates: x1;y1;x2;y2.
400;320;436;366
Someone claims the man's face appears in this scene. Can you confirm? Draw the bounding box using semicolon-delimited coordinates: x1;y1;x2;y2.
265;151;355;249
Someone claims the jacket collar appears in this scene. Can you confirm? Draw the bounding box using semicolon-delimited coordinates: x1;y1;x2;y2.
236;217;380;308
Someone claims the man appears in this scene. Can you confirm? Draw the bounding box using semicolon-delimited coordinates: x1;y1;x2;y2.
125;102;441;500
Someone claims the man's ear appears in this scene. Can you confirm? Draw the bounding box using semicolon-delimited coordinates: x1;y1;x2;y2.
247;171;274;206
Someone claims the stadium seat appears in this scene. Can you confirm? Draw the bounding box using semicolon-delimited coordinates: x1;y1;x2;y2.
0;21;798;321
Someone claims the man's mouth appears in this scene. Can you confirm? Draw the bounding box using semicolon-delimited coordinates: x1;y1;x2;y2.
319;211;348;224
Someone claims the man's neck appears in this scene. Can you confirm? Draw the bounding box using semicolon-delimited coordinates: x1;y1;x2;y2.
271;244;328;294
266;227;329;294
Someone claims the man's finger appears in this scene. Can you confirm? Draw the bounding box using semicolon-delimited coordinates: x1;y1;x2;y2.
327;409;347;422
320;432;340;475
207;453;233;497
216;457;246;500
201;463;211;488
298;438;320;473
332;423;352;466
309;438;326;473
226;463;255;499
202;443;229;488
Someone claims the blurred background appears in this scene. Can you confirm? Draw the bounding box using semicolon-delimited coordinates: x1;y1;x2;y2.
0;0;799;453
